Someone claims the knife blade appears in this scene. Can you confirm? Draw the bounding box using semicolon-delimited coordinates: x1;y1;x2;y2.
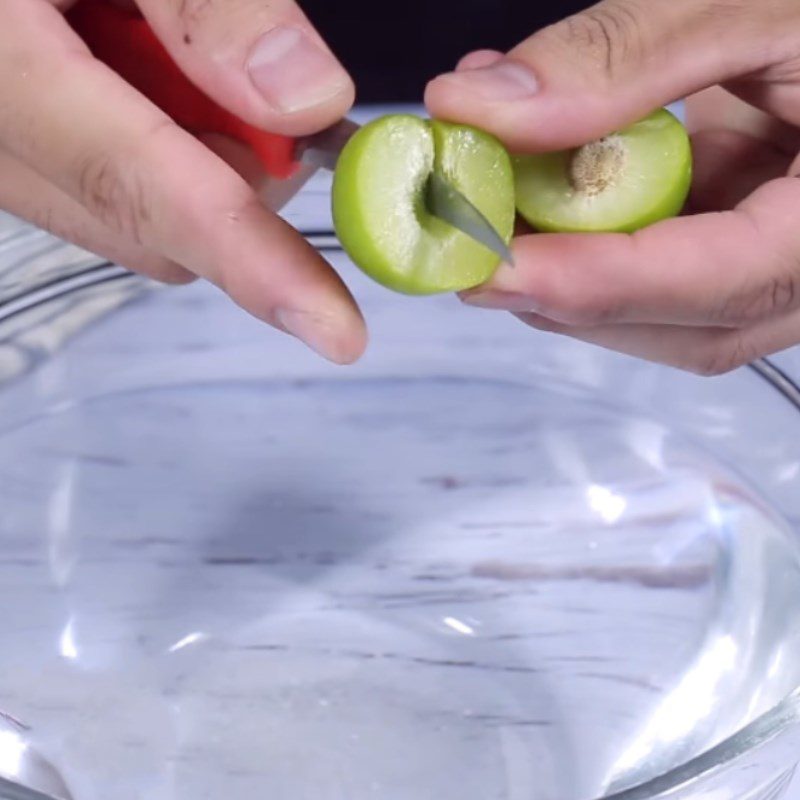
425;171;514;266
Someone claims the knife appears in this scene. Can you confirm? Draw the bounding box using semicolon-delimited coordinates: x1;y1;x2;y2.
65;0;512;265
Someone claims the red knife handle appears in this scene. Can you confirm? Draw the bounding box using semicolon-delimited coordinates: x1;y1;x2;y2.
66;0;299;179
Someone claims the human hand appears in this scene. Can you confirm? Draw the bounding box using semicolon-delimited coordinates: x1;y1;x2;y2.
0;0;365;364
426;0;800;375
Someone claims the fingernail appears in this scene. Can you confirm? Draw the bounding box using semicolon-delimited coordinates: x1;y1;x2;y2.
443;59;539;101
461;290;538;311
247;27;350;113
274;308;355;364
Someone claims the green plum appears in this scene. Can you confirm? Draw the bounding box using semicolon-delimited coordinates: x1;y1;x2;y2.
513;108;692;234
332;114;515;295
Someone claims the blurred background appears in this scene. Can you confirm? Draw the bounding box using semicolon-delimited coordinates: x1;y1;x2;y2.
303;0;593;102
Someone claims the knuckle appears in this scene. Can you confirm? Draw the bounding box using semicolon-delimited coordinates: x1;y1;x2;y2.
715;205;800;325
171;0;215;27
557;291;621;326
532;265;624;325
76;151;148;245
692;333;758;377
715;274;798;325
75;120;175;246
166;0;280;43
694;0;787;35
695;0;749;24
549;1;645;78
768;274;797;314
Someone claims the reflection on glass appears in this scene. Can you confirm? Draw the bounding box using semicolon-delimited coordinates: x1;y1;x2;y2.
48;462;77;588
587;484;628;524
608;635;738;786
0;729;26;777
443;617;476;636
59;617;78;661
168;632;209;654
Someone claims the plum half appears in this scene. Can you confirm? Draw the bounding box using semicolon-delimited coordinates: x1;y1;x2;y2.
513;108;692;234
332;114;515;295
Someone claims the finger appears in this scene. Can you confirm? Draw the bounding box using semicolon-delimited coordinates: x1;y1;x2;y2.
686;86;800;156
426;0;795;152
726;76;800;131
516;314;743;374
455;49;504;72
0;146;193;283
515;309;800;376
198;134;267;190
688;129;792;212
134;0;354;136
0;0;366;364
462;176;800;328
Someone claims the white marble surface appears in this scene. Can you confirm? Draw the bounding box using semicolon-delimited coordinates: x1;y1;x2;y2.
1;107;800;800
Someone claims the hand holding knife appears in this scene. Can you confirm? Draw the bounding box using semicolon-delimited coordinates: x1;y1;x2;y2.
66;0;512;265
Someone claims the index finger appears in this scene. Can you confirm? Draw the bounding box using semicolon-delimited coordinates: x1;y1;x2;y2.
463;177;800;329
1;0;366;364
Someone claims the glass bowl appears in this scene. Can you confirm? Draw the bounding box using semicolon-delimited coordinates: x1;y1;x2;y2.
1;143;800;800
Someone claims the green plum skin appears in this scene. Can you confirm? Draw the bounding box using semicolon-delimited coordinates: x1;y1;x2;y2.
513;108;693;234
332;114;515;295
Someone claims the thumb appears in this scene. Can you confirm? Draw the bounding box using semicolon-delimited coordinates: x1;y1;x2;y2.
135;0;354;137
425;0;784;152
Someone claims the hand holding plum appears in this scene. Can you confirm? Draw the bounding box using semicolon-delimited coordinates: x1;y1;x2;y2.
427;0;800;375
